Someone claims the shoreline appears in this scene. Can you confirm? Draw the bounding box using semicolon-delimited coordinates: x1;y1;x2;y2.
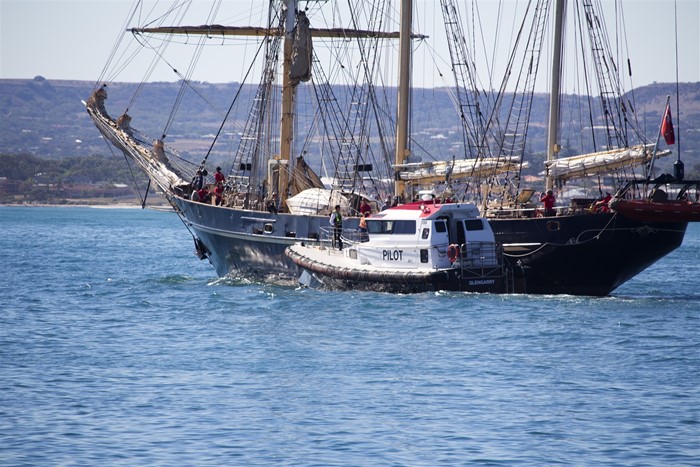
0;195;170;209
0;201;171;210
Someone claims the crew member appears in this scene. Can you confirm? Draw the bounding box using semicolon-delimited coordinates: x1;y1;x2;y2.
214;182;224;206
330;205;343;250
360;199;372;217
214;167;226;184
358;212;369;242
266;192;279;214
197;187;210;204
194;170;204;190
592;192;612;213
540;190;556;217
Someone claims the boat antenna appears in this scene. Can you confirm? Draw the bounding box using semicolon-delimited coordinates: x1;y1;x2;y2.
672;0;684;181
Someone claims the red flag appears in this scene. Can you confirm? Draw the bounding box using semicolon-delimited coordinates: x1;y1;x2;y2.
661;104;675;145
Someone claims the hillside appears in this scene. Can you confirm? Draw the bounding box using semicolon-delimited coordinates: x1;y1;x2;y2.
1;77;699;180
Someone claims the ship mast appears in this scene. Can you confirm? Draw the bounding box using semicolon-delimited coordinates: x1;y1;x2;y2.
394;0;413;199
278;0;298;207
545;0;566;192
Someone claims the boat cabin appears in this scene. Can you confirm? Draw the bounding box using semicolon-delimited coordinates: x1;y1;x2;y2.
353;201;500;270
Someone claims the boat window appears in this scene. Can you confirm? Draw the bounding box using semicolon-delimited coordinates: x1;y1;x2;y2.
464;219;484;231
421;228;430;239
366;220;416;235
434;220;447;233
420;249;429;263
393;220;416;234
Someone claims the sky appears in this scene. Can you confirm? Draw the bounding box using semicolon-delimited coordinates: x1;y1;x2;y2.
1;0;699;91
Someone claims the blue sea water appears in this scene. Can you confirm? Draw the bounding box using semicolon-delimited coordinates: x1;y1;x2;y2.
1;206;698;466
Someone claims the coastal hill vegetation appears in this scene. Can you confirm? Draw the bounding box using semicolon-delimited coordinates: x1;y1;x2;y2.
0;153;151;205
1;77;698;204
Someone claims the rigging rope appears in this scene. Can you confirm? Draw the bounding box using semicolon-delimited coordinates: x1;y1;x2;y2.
98;128;148;206
195;35;268;173
94;0;143;89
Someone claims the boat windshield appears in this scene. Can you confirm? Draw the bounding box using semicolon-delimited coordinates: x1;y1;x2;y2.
464;220;485;231
367;220;416;235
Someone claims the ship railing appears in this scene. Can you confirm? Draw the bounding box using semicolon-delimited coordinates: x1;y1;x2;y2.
485;203;603;218
485;206;534;218
317;226;363;250
455;241;503;268
484;205;551;218
616;178;700;203
454;242;507;281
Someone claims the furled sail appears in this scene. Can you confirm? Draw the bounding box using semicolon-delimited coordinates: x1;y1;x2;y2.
395;157;527;184
85;87;187;193
544;144;671;181
290;11;312;86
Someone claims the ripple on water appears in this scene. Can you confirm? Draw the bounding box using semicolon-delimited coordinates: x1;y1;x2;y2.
1;208;698;465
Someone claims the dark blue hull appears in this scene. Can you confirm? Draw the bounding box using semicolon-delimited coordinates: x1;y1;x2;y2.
173;196;358;278
491;214;687;296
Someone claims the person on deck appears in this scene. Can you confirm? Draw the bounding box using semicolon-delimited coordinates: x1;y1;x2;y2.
214;167;226;184
194;170;204;191
381;197;392;211
214;182;224;206
266;192;279;214
358;212;369;242
197;187;210;204
592;192;612;213
540;190;556;217
360;199;372;217
330;205;343;250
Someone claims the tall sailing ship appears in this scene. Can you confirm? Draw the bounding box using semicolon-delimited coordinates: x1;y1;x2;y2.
86;0;699;295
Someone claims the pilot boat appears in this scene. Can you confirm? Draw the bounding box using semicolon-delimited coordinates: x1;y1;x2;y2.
285;199;519;293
